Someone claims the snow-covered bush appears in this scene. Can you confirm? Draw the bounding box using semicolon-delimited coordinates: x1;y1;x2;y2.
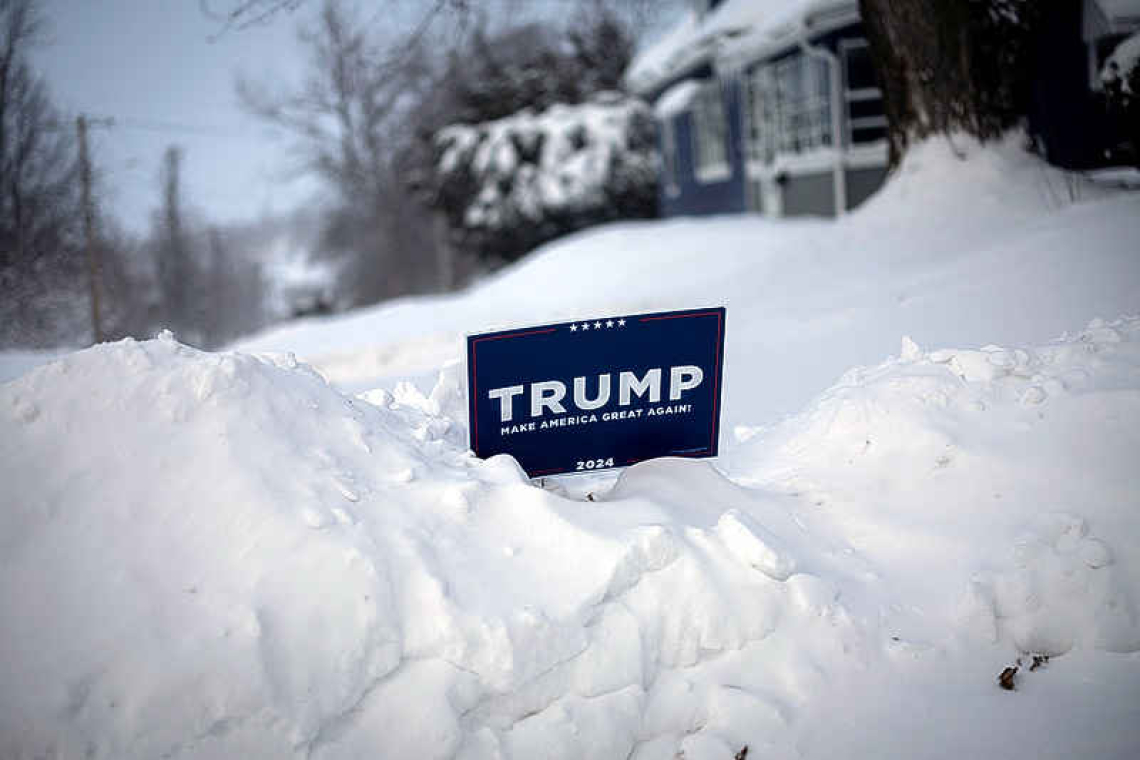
433;92;658;266
1101;30;1140;165
1102;31;1140;97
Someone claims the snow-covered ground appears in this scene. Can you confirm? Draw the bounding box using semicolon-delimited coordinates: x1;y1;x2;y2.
237;137;1140;430
3;137;1140;759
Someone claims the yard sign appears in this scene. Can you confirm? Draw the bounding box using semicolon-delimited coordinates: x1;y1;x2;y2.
466;307;726;477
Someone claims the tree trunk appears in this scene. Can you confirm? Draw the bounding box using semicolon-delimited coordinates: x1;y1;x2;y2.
858;0;1046;167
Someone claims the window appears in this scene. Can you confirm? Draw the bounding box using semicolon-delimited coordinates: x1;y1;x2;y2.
660;117;679;195
745;41;887;163
841;39;887;145
744;54;831;161
775;53;832;154
691;81;729;181
745;65;777;164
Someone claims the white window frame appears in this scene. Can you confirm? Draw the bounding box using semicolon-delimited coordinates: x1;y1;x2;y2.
691;81;731;183
744;64;777;166
773;52;832;156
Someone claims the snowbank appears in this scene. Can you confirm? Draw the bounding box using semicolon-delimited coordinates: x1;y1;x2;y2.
4;137;1140;758
728;317;1140;656
4;317;1140;758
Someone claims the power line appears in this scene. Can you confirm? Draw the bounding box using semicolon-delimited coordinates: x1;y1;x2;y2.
47;114;243;136
113;116;241;136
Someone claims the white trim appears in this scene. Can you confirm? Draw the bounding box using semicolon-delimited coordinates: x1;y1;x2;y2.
845;87;882;102
849;116;888;129
695;162;733;184
744;141;886;180
844;141;889;169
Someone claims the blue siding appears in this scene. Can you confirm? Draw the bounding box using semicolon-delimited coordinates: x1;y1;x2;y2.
658;81;747;217
649;20;899;219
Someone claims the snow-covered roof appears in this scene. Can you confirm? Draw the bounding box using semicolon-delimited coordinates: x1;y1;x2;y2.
1087;0;1140;41
625;0;857;95
654;79;703;119
625;8;705;96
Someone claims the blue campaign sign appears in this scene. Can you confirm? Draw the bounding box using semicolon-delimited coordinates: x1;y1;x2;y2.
466;307;726;477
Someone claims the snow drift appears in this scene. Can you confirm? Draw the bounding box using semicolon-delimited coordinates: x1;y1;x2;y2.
236;137;1140;424
4;137;1140;758
4;314;1140;758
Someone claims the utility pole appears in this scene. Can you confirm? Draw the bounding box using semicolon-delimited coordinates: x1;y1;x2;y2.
208;226;226;346
77;114;103;344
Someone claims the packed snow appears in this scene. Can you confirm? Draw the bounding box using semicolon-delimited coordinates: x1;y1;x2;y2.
2;136;1140;758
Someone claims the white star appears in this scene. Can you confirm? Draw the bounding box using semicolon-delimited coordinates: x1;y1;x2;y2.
581;322;590;331
617;318;626;327
569;323;577;332
593;321;602;329
606;320;614;328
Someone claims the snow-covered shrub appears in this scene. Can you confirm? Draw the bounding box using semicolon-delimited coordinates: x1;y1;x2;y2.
1102;31;1140;97
1101;30;1140;165
433;92;658;266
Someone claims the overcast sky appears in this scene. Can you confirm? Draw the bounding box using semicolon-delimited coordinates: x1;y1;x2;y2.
32;1;679;236
33;0;336;234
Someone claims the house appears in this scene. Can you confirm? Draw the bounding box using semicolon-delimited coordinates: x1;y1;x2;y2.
625;0;889;219
626;0;1140;220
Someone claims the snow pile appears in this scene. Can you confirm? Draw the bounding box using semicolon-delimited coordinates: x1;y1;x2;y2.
434;92;656;238
4;137;1140;758
0;332;855;758
856;133;1109;222
0;332;453;757
0;332;814;758
729;316;1140;657
5;315;1140;757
